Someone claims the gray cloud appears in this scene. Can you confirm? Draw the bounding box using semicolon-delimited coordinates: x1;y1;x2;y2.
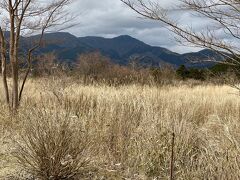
65;0;228;53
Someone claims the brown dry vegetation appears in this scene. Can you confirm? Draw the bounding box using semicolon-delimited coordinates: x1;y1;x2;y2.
0;77;240;179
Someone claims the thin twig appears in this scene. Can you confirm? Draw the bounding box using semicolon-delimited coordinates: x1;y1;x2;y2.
170;132;175;180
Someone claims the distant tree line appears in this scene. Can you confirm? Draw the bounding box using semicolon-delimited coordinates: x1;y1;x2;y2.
176;65;206;81
176;61;240;83
20;51;240;86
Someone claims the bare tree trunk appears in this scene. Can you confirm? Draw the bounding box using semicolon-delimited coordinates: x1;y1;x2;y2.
1;54;10;106
0;30;10;106
11;61;19;110
19;51;32;102
1;58;9;105
9;6;19;111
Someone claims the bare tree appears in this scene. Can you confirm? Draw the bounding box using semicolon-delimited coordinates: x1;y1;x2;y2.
121;0;240;65
35;52;57;76
77;51;112;76
0;0;74;111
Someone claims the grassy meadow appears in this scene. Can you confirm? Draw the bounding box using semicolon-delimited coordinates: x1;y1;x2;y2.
0;77;240;179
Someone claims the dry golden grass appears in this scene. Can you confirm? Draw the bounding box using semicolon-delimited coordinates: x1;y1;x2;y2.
0;77;240;179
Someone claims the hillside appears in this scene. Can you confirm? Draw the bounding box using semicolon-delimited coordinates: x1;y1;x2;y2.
22;32;224;67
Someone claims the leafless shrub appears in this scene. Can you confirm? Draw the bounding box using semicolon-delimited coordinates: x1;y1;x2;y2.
13;110;93;179
74;51;180;86
33;53;57;76
77;51;112;78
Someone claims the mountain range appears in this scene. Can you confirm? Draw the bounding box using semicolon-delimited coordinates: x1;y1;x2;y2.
21;32;224;67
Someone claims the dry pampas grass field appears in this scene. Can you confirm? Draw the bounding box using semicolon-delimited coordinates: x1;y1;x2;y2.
0;77;240;179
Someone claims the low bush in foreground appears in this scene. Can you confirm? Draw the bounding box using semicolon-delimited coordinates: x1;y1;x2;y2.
13;110;93;179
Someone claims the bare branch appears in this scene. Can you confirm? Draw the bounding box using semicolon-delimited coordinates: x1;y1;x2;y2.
121;0;240;65
0;0;75;110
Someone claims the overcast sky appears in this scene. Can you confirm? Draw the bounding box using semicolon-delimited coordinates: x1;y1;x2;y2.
67;0;210;53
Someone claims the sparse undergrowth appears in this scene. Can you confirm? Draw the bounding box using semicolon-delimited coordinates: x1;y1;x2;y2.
0;77;240;179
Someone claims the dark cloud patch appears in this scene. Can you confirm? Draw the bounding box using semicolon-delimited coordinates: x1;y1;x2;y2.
65;0;231;53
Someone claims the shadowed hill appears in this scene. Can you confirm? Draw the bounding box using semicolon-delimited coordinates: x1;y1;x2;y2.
21;32;223;67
